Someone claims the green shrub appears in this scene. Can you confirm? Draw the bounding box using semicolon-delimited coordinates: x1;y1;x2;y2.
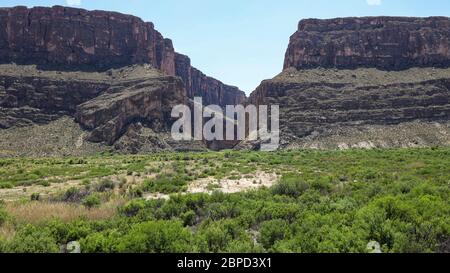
272;174;309;198
4;225;59;253
120;199;146;217
80;231;121;253
197;222;231;253
0;182;14;189
63;187;82;202
259;219;290;250
82;194;101;209
142;174;188;194
129;187;143;198
95;179;115;192
117;220;192;253
30;193;40;201
0;208;8;226
181;210;196;226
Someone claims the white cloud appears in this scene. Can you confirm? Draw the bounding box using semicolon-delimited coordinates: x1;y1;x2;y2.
366;0;382;6
66;0;82;6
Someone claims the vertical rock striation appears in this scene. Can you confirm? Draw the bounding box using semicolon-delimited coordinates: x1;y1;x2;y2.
0;5;245;107
284;17;450;70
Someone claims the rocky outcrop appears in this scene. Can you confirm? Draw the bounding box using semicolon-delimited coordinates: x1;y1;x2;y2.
284;17;450;71
0;6;245;107
0;6;247;154
75;76;186;145
0;72;109;128
249;16;450;149
0;75;108;112
0;64;187;146
250;68;450;147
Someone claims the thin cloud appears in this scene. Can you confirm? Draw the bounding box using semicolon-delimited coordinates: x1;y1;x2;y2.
366;0;382;6
66;0;82;6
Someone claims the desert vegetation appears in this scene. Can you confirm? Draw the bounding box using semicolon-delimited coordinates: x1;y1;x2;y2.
0;148;449;253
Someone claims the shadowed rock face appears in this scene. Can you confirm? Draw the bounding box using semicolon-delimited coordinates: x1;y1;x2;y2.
0;74;109;128
75;76;186;145
0;5;245;107
0;64;187;146
284;17;450;70
250;69;450;143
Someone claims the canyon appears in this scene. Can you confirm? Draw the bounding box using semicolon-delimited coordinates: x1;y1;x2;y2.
0;6;450;155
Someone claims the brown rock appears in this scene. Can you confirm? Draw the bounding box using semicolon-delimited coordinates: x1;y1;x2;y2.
0;6;174;72
75;76;186;144
249;68;450;148
284;17;450;70
1;77;108;112
0;6;245;107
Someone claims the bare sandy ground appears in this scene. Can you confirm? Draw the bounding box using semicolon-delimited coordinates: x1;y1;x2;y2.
189;172;279;194
145;171;279;200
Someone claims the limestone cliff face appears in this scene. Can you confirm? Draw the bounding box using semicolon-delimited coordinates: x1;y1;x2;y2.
0;5;245;106
0;6;175;74
284;17;450;71
248;17;450;149
250;69;450;140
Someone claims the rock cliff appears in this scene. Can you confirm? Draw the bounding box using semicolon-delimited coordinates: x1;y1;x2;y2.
0;5;245;107
0;6;246;155
0;64;186;147
284;17;450;70
248;17;450;150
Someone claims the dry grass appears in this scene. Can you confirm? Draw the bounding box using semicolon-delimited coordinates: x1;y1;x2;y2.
0;222;16;241
5;200;123;225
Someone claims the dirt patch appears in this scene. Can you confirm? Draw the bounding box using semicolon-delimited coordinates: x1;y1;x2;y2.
144;192;171;201
189;172;279;194
145;172;279;200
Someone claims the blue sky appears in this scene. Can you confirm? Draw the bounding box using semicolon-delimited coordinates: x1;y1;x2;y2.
2;0;450;93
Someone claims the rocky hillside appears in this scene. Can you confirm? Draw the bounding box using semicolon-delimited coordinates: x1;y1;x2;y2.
249;17;450;150
0;6;246;156
0;64;194;155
